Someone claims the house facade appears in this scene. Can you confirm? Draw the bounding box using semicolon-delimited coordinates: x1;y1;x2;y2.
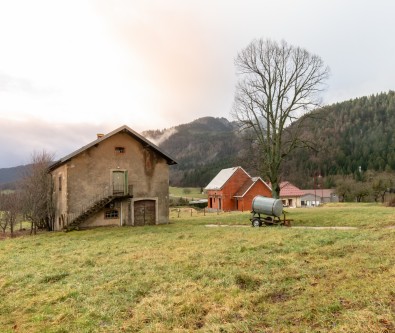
205;166;272;211
300;189;339;206
278;181;304;208
49;125;176;231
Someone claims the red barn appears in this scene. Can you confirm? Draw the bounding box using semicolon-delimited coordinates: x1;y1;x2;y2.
205;166;272;211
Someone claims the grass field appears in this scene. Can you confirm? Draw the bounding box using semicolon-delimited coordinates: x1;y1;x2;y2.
171;203;395;228
0;203;394;332
169;187;206;199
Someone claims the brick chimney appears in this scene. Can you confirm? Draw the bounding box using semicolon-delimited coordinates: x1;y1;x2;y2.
97;133;104;139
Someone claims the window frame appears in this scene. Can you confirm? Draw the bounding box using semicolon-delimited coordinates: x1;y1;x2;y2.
104;209;119;219
114;146;125;154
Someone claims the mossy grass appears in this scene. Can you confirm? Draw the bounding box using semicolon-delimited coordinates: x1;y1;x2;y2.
0;203;394;332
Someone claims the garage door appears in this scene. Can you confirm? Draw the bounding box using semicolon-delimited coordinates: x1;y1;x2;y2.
134;200;156;226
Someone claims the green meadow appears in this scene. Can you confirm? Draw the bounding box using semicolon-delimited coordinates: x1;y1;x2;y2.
1;203;394;332
169;187;206;199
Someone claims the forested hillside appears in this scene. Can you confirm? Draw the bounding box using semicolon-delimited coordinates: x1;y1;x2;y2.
145;92;394;189
282;91;395;187
0;164;30;190
143;117;244;187
1;92;394;190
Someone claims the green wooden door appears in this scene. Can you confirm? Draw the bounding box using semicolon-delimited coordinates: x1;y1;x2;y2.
112;171;127;195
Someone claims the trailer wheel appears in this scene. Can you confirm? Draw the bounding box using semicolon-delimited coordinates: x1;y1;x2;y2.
252;218;262;227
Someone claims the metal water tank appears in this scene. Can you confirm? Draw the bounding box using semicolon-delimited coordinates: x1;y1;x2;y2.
251;195;283;217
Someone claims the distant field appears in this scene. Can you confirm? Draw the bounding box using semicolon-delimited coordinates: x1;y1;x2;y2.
0;203;394;332
171;203;395;228
169;186;206;199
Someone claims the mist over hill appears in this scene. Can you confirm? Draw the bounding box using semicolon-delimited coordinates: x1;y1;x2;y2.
143;117;245;187
1;92;394;190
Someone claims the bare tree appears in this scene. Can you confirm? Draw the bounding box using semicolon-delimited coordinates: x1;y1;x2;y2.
20;151;55;234
232;39;329;198
0;192;21;237
0;194;9;234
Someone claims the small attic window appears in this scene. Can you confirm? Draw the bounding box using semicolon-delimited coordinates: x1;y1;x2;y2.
115;147;125;154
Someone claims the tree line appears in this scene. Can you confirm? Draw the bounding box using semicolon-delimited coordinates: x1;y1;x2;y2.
0;151;54;238
333;171;394;204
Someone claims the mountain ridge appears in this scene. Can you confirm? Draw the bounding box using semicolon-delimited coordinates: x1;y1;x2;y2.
1;92;394;189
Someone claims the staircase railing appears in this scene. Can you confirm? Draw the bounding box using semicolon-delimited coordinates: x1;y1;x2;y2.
66;184;133;228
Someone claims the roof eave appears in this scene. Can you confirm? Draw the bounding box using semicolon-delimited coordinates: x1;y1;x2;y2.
48;125;177;172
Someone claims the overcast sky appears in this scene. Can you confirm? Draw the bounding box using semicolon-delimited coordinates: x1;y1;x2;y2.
1;0;394;168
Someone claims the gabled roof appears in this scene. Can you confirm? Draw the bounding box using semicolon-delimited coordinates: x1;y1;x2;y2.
233;177;271;198
204;166;250;190
279;181;304;197
49;125;177;171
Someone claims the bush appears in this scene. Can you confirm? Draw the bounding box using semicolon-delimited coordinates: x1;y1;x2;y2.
169;196;189;207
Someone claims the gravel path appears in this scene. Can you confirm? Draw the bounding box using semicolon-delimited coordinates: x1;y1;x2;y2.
205;224;361;230
206;224;395;229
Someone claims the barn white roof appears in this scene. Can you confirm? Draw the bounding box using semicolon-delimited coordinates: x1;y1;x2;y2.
204;166;250;190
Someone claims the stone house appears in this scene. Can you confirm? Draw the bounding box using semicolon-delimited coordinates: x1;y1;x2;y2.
205;166;272;211
48;125;177;231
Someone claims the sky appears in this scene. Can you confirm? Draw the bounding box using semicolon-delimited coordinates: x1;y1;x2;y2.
1;0;395;168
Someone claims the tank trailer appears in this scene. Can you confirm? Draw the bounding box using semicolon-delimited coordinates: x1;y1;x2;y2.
250;195;292;227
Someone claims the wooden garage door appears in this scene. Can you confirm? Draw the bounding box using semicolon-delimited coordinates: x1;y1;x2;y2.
134;200;156;226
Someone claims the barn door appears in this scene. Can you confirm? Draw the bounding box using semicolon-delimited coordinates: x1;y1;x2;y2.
112;171;127;196
134;200;156;226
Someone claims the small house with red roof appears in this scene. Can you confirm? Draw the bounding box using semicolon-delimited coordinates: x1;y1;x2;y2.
278;181;304;208
205;166;272;211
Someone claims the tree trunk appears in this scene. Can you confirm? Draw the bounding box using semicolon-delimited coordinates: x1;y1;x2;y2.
30;221;36;235
271;181;280;199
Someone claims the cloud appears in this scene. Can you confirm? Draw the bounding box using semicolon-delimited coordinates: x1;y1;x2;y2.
0;118;118;168
145;127;178;146
0;73;36;93
97;1;236;126
1;0;395;168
